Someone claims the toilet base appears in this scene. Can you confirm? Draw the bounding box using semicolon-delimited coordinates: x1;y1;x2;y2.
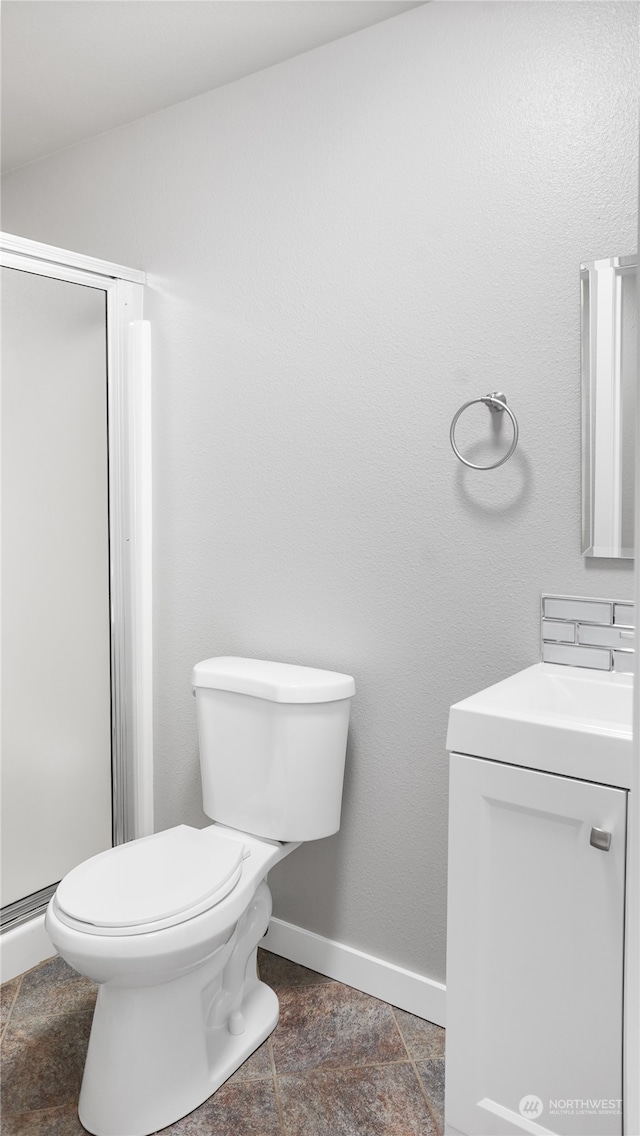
78;975;279;1136
75;880;279;1136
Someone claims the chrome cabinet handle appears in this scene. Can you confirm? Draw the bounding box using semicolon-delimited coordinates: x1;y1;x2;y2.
590;827;612;851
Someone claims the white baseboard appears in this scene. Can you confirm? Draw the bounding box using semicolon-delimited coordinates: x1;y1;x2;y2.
262;916;446;1027
1;914;56;984
0;911;447;1029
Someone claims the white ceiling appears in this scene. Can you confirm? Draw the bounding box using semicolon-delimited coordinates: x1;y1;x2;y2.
1;1;424;173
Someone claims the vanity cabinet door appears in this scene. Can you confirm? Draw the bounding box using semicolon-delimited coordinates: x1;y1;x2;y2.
445;753;626;1136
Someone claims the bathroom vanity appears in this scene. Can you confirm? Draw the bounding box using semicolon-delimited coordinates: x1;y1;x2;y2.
444;663;632;1136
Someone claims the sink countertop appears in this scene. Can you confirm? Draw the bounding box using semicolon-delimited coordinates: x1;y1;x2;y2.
446;662;633;789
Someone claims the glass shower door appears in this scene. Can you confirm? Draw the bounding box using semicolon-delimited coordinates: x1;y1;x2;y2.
1;266;113;920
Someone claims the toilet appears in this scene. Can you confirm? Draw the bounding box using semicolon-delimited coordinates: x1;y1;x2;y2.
46;657;355;1136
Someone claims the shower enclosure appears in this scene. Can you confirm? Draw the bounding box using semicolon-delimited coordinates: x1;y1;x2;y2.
0;233;152;977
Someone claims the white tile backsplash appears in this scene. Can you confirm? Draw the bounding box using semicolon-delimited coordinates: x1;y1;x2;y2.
543;597;612;624
541;619;576;643
541;595;634;673
577;624;635;649
541;642;611;670
614;603;634;627
612;650;635;674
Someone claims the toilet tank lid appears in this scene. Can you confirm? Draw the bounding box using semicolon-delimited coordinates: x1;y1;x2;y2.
191;657;355;703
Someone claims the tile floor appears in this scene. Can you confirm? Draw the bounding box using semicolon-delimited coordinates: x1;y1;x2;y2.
1;949;445;1135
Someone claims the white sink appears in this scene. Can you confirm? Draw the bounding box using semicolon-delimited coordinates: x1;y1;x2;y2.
446;662;633;788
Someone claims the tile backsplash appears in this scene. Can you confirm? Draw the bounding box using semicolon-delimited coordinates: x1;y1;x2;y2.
541;595;635;674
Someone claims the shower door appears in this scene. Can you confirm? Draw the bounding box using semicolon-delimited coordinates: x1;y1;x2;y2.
2;267;112;913
0;235;152;936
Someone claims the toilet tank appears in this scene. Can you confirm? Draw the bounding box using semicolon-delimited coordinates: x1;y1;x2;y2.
191;658;356;842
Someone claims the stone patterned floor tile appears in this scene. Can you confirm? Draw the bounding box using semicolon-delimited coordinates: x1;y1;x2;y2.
11;957;97;1026
0;1101;87;1135
1;976;22;1032
258;948;333;991
393;1008;445;1060
159;1078;281;1135
278;1062;438;1136
415;1059;445;1134
1;1011;93;1115
0;953;448;1136
272;982;406;1075
226;1037;273;1084
20;957;77;989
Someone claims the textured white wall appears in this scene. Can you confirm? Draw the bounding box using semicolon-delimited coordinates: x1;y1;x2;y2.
2;1;637;983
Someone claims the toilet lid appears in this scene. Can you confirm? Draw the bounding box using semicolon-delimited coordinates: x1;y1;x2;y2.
55;825;245;931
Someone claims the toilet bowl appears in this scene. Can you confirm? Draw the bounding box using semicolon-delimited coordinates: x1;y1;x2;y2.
47;825;296;1135
46;658;355;1136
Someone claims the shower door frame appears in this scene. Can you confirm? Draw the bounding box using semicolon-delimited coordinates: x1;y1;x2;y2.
0;232;153;934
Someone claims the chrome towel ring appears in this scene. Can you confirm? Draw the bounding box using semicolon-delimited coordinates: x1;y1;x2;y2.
450;392;519;470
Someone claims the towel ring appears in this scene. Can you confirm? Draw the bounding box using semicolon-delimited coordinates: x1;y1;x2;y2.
450;392;519;470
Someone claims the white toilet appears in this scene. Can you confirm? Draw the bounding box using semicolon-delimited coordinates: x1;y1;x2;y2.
46;657;355;1136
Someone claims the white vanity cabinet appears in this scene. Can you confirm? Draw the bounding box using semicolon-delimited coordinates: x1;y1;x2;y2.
444;753;626;1136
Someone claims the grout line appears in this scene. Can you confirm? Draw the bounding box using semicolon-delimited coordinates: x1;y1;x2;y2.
391;1005;419;1060
264;980;336;995
391;1007;442;1136
412;1058;443;1136
0;1102;79;1120
0;974;23;1045
268;1038;286;1136
274;1056;429;1077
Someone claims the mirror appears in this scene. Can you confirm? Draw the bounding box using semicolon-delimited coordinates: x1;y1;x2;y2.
581;254;637;558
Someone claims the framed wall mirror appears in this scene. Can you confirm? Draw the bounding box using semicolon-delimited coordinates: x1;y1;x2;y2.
581;254;637;559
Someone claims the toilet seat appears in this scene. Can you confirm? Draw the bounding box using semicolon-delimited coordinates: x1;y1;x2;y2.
54;825;247;936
